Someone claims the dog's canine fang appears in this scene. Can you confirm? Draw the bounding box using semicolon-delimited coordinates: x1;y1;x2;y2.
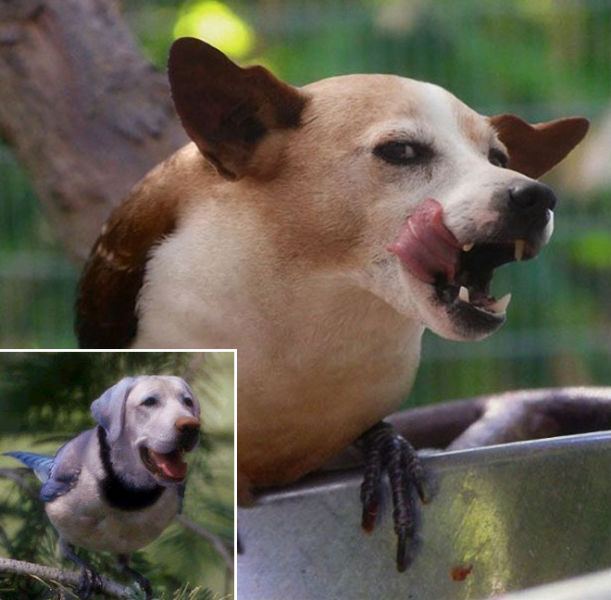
390;198;545;321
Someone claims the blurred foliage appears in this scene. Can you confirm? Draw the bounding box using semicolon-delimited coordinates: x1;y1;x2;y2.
174;1;255;59
0;148;77;348
569;231;611;270
0;352;234;598
125;0;611;116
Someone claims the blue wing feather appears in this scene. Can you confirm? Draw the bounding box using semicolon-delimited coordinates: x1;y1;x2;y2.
4;430;92;503
39;478;76;503
4;451;54;483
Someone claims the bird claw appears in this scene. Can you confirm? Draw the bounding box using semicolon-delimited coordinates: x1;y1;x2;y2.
118;556;153;600
76;566;102;599
133;574;153;600
358;421;431;572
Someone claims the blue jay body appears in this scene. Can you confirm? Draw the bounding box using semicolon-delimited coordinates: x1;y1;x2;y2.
8;431;180;555
6;375;201;598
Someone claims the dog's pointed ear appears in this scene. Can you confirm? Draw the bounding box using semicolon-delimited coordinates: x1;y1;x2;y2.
168;37;308;180
489;114;589;178
91;377;136;443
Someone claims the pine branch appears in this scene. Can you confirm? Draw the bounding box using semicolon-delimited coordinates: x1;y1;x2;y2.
0;556;134;598
175;515;233;573
0;468;38;498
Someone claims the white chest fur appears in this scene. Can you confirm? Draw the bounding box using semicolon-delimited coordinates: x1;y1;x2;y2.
45;466;180;554
135;202;424;484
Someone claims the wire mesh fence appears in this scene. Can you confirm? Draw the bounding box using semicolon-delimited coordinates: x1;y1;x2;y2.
1;0;610;404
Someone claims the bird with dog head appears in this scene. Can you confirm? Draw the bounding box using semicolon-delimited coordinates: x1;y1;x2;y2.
5;375;201;599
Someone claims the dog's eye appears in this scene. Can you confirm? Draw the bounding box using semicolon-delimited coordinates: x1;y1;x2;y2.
488;148;509;168
184;397;194;408
373;141;425;166
142;396;157;407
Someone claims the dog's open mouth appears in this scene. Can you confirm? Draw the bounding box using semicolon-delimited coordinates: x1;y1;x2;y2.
140;446;188;482
436;241;524;319
389;198;542;325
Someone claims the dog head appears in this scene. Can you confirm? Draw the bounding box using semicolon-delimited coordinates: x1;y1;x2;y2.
91;375;201;486
168;38;588;342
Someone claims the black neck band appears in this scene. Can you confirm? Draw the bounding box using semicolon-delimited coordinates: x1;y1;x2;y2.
97;426;164;511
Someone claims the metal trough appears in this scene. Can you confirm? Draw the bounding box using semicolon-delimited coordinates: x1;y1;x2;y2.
238;431;611;599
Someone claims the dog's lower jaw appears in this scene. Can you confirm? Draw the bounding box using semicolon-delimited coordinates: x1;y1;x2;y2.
358;258;504;343
397;270;506;342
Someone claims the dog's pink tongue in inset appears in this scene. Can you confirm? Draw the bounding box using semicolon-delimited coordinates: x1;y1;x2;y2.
388;198;461;284
150;450;187;480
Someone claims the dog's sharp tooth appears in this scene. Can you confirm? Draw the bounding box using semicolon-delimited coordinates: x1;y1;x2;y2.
462;243;474;252
458;286;470;303
489;293;512;314
514;239;526;262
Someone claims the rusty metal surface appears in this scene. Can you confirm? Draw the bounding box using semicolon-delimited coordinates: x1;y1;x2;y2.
237;431;611;600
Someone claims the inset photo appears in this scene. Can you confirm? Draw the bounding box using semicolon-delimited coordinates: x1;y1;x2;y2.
0;351;234;600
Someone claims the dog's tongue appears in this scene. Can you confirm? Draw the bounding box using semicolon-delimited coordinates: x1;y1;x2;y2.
388;198;461;283
150;449;187;481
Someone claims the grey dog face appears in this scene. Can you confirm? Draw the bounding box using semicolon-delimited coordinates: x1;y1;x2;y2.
91;376;201;486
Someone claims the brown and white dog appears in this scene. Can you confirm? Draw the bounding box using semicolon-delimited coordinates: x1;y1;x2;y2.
77;37;588;565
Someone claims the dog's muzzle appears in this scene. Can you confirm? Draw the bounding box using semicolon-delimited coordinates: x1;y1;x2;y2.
139;417;201;483
388;190;555;335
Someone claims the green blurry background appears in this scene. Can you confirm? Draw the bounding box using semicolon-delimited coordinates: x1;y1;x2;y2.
0;351;234;599
1;0;611;407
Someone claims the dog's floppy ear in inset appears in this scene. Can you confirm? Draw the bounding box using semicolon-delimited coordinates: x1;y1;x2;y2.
489;114;589;178
168;37;309;181
91;377;137;443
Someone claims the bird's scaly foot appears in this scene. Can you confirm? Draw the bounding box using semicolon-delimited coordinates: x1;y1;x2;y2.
60;540;102;599
118;554;153;600
357;421;431;572
76;566;103;599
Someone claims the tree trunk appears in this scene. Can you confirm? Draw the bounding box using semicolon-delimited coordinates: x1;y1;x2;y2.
0;0;187;261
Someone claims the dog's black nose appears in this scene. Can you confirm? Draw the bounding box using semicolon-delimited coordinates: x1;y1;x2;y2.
508;180;557;213
176;416;200;451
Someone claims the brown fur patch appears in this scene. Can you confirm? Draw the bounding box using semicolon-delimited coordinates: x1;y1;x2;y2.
75;148;206;348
